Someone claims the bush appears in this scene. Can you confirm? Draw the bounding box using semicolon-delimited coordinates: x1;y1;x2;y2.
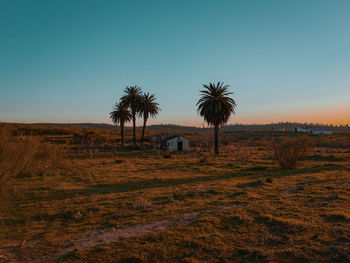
198;153;211;164
0;126;66;193
191;131;213;152
163;153;171;159
114;158;123;164
132;197;153;211
273;135;311;169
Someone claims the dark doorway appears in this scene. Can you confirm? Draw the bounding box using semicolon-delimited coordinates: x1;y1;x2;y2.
178;141;183;151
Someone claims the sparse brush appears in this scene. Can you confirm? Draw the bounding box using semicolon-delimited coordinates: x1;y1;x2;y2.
199;154;210;164
163;153;171;159
273;135;311;169
132;197;153;211
265;177;273;183
0;126;66;193
199;156;208;164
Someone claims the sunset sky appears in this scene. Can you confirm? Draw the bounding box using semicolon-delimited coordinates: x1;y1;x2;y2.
1;0;349;126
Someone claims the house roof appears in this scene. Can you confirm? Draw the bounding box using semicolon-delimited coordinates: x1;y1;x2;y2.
152;134;189;141
166;135;188;141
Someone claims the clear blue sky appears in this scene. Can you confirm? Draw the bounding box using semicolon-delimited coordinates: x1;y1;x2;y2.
1;0;349;126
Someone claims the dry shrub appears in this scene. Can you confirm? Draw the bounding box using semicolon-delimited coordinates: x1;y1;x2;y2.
191;130;213;152
163;152;171;159
132;197;153;212
273;135;311;169
0;126;66;193
199;155;209;164
114;158;123;164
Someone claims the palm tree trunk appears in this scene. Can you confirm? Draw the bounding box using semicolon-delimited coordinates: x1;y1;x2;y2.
120;122;124;146
141;117;147;146
214;124;219;156
132;113;136;145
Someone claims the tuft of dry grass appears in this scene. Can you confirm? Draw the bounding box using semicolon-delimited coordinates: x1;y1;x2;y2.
132;196;154;212
114;158;123;164
198;153;211;164
163;152;172;159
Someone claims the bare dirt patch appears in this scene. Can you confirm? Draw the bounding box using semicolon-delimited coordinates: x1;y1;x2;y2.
18;212;200;262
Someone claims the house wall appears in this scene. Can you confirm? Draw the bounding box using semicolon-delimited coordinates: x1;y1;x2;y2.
167;136;190;151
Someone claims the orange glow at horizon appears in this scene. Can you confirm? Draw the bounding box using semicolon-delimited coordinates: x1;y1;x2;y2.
146;102;350;127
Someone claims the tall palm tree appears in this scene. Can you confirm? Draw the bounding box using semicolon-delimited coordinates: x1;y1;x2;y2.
110;101;132;146
121;86;142;145
139;93;160;145
196;82;236;156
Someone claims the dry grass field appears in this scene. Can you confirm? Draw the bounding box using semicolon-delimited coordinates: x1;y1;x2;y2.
1;124;350;262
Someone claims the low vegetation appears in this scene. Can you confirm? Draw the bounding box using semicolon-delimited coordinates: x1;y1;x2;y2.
273;135;311;169
0;123;349;262
0;126;66;193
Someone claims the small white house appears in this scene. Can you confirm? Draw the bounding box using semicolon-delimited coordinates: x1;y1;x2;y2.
166;136;190;151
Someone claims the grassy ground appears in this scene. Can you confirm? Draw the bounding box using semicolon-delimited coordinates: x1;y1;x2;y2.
1;131;350;262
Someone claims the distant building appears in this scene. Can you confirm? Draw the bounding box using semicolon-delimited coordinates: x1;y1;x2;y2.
295;127;307;133
152;135;190;151
307;129;332;135
295;127;332;135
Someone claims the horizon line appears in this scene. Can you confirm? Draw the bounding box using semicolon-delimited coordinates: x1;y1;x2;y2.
1;121;349;128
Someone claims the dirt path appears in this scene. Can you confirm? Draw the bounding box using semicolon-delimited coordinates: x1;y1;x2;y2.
1;203;248;262
46;204;246;261
50;211;200;261
0;211;201;262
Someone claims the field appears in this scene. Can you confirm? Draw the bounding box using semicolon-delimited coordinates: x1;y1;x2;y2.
1;124;350;262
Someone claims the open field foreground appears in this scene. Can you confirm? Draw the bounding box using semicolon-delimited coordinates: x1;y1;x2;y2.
1;129;350;263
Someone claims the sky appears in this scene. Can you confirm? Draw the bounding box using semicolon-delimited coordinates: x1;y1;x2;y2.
1;0;349;126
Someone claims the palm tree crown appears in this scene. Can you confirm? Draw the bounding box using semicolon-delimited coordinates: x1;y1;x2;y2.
121;86;143;113
110;101;132;125
196;82;236;127
140;93;160;120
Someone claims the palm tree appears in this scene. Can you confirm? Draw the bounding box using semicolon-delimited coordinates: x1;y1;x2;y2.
139;93;160;145
121;86;142;145
196;82;236;156
110;101;132;146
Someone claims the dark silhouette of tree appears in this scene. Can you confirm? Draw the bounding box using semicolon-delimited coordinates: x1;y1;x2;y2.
110;101;131;146
196;82;236;156
139;93;160;145
121;86;142;145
